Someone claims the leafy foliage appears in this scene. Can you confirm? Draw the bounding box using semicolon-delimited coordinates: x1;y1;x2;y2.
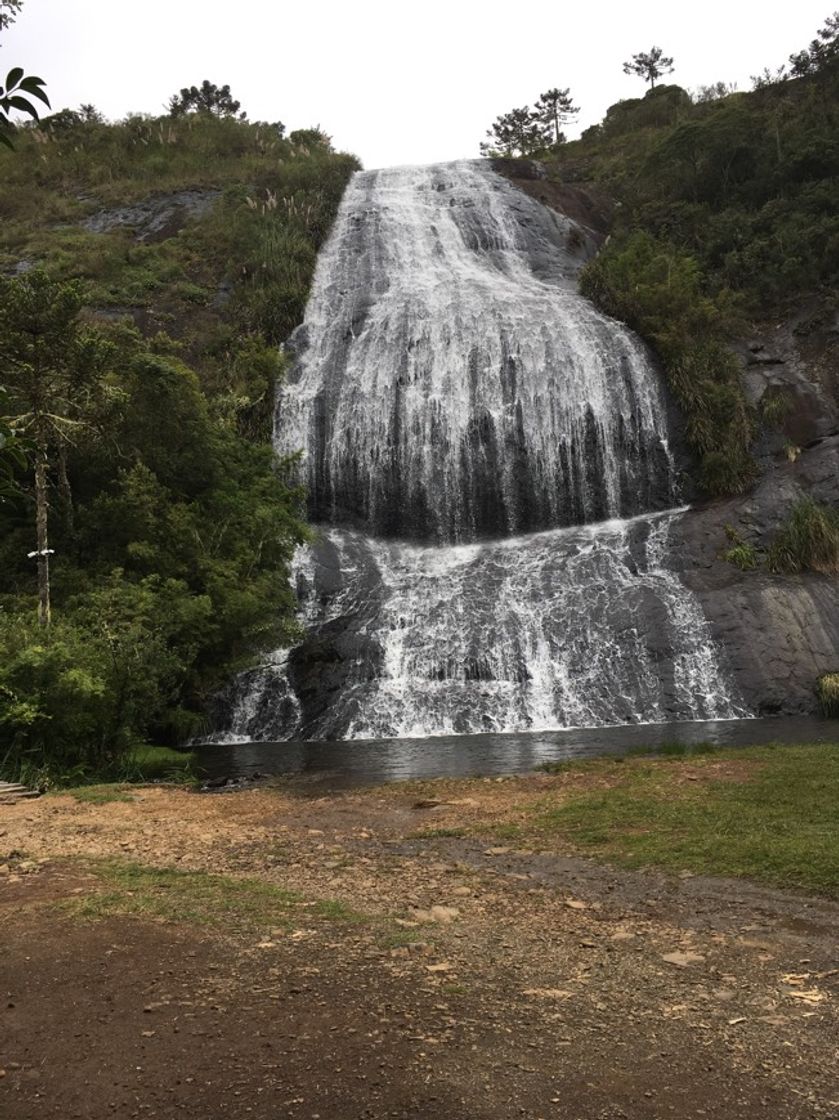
0;65;49;148
789;10;839;76
580;231;756;495
0;111;358;783
622;46;675;89
168;80;243;119
480;106;546;158
534;88;579;146
0;0;22;34
480;88;579;157
550;13;839;495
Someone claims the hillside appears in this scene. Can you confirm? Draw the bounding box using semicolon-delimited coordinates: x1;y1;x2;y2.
491;52;839;715
0;110;360;782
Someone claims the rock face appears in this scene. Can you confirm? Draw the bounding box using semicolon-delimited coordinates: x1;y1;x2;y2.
671;436;839;714
83;189;220;242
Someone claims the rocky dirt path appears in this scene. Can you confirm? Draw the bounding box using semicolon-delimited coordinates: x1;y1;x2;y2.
1;775;837;1119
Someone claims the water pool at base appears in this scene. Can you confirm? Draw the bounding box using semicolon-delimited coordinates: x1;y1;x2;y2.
193;716;839;790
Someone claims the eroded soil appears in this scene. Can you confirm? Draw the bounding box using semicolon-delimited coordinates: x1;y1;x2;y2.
1;773;838;1119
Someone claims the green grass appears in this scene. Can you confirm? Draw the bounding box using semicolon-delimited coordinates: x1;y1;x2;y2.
61;859;367;933
521;744;839;896
125;744;198;782
62;785;137;805
767;499;839;575
47;746;199;798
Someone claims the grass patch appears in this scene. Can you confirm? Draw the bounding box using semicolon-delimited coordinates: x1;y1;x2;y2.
816;674;839;718
767;499;839;575
410;827;467;840
538;741;719;772
62;785;137;805
520;744;839;896
125;745;198;782
312;899;366;923
381;929;427;949
60;860;368;933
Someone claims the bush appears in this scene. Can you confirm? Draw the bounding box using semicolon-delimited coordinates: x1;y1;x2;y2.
579;231;756;496
767;499;839;574
0;575;208;785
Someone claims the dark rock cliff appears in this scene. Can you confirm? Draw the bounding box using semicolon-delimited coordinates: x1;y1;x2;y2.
672;436;839;715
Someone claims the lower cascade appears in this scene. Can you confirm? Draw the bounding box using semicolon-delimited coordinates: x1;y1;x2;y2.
214;160;747;743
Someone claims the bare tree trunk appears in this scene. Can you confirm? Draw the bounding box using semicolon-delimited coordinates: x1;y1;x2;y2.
57;440;74;536
34;448;51;629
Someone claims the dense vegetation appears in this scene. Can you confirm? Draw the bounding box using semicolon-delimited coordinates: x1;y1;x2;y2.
517;14;839;496
0;109;359;784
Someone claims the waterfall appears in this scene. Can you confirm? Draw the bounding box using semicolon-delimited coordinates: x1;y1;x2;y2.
216;160;746;743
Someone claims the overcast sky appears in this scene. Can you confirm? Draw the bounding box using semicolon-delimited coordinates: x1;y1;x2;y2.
3;1;831;168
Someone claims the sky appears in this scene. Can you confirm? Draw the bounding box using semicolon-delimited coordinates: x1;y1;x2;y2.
3;1;832;169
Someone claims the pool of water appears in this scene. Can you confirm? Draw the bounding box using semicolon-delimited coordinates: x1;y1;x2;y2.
193;716;839;789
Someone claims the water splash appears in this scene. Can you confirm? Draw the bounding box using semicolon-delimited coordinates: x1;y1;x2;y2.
217;512;747;743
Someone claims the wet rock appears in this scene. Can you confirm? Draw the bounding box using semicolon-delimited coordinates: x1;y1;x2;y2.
83;189;220;242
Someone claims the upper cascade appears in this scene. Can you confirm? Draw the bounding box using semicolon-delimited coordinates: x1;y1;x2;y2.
277;160;678;543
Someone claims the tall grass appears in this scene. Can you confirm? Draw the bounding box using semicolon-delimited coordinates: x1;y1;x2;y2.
767;499;839;574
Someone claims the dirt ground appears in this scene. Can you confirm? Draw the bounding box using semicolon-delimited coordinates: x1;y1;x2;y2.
1;774;838;1119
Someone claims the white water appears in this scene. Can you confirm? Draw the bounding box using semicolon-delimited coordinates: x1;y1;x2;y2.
216;161;747;743
278;161;676;541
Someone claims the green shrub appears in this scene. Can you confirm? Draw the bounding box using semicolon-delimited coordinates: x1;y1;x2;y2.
767;499;839;574
580;231;756;496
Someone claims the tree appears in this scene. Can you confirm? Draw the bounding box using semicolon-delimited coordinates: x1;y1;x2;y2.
0;272;114;627
168;80;244;118
789;10;839;76
0;386;29;503
623;46;675;89
480;106;549;158
534;87;579;146
0;1;23;36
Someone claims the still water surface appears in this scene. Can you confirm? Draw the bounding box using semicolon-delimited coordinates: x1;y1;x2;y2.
194;717;839;789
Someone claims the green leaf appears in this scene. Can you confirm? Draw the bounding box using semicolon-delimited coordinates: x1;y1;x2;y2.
8;94;39;120
5;67;24;90
0;128;14;150
17;77;50;108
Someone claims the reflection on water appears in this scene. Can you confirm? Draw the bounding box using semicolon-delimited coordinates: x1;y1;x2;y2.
193;717;839;790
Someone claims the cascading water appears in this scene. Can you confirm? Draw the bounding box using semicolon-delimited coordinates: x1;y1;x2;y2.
215;160;747;742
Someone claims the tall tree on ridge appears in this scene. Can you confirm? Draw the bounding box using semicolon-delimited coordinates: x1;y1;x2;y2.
168;80;244;118
480;106;549;158
623;46;675;89
534;87;579;146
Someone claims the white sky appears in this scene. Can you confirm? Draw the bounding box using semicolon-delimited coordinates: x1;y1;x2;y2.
3;1;830;169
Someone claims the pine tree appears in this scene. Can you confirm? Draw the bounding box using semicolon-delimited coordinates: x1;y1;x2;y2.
0;272;114;626
534;88;579;146
168;80;244;119
480;106;549;158
622;46;675;89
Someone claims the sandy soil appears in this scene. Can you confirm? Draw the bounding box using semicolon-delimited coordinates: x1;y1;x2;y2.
1;774;837;1119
